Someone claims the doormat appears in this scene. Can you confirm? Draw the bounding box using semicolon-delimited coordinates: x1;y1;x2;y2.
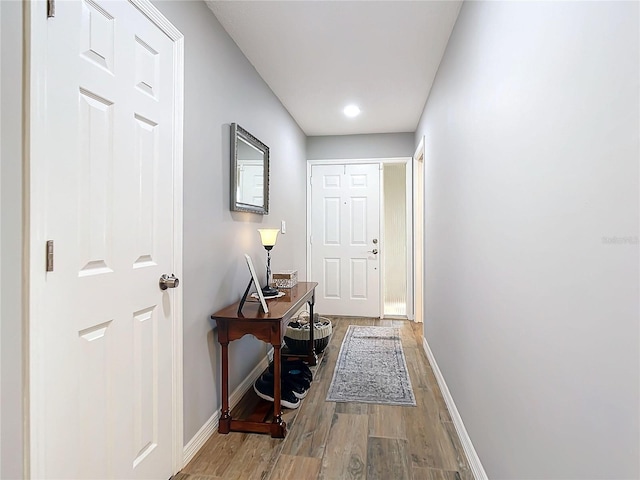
326;325;416;406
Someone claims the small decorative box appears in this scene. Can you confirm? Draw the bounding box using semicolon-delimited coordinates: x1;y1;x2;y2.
271;270;298;288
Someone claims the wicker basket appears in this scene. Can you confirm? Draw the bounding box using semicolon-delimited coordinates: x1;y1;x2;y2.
284;314;332;354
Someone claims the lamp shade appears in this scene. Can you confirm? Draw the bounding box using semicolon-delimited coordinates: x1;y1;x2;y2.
258;228;279;247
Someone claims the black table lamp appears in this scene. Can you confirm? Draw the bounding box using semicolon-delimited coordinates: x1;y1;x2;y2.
258;228;280;296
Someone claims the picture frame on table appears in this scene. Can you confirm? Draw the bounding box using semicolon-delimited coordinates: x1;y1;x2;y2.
238;253;269;314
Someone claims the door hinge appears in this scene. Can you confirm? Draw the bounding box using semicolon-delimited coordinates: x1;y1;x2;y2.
47;0;55;18
309;235;313;245
46;240;54;272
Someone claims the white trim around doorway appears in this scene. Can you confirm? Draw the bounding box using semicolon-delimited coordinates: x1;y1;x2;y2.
413;138;425;324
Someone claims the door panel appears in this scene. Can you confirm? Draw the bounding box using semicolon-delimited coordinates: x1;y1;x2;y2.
238;162;264;206
324;197;341;243
33;1;181;478
310;164;380;317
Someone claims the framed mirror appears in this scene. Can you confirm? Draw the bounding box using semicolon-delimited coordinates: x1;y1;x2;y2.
231;123;269;214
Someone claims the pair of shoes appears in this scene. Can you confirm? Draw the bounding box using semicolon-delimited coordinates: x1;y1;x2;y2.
282;367;311;390
268;362;312;394
269;359;313;383
262;372;308;399
284;370;310;393
286;359;313;383
253;374;300;409
269;363;311;392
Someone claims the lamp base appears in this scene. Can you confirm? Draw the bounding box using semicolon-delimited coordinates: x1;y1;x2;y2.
262;285;279;297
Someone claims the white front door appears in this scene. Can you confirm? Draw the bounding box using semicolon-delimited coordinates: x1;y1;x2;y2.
29;1;183;478
310;164;381;317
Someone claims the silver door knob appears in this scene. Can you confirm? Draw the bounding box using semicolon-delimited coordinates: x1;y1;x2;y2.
367;249;378;255
159;274;179;290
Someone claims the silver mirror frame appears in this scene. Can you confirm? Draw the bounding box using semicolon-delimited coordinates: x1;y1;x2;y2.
231;123;270;214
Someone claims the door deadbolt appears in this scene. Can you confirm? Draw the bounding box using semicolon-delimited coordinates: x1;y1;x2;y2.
159;274;180;290
372;238;378;244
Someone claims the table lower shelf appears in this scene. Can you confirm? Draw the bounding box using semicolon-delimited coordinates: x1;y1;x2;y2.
221;417;286;438
220;352;326;438
220;382;291;438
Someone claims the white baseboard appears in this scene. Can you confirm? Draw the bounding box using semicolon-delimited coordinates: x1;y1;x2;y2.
422;337;488;480
182;355;270;466
182;411;218;467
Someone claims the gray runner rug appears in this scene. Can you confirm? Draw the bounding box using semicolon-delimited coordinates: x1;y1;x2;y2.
326;325;416;406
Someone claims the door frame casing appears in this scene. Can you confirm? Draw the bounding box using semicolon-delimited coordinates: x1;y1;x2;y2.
413;138;425;324
306;157;413;320
25;1;184;476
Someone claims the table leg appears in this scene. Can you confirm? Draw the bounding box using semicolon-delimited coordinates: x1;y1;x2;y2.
271;344;286;438
307;293;318;366
219;341;231;434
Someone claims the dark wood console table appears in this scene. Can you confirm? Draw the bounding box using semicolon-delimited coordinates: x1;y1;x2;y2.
211;282;318;438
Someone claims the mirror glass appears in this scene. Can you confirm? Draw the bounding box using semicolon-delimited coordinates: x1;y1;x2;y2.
231;123;269;214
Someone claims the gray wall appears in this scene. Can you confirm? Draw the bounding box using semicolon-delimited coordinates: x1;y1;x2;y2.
415;1;639;478
307;132;414;160
1;1;24;478
152;1;307;446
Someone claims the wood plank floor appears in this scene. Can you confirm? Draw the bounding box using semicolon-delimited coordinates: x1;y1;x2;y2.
174;317;473;480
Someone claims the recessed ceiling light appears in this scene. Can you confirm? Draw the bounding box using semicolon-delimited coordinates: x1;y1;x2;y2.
343;104;361;118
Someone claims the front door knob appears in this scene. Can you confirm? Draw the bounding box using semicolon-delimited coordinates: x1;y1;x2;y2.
367;249;379;255
159;274;180;290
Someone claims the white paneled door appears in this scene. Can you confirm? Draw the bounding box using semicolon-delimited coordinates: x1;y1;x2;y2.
30;1;183;478
310;164;381;317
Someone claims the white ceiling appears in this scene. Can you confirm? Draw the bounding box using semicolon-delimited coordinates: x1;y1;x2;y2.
206;1;462;137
